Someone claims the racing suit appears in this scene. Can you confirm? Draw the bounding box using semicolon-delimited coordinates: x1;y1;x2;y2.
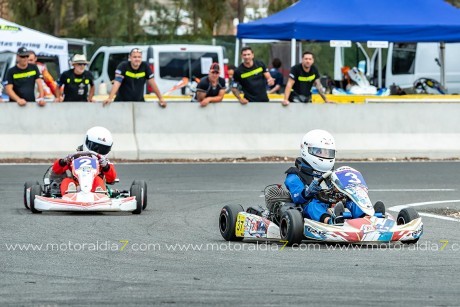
52;146;117;195
284;157;364;223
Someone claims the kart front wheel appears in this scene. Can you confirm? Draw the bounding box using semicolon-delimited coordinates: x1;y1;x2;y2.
130;184;143;214
219;204;244;241
24;181;39;209
397;207;420;244
132;180;148;210
29;185;42;214
280;209;304;246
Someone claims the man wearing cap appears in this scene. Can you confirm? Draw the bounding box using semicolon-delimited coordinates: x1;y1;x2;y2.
192;62;226;107
103;48;166;107
3;47;45;106
231;46;274;104
56;54;95;102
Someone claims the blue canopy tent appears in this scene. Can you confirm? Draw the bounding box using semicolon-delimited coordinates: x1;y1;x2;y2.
236;0;460;87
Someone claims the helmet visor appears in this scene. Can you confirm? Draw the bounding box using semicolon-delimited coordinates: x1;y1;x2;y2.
86;140;112;155
308;147;335;159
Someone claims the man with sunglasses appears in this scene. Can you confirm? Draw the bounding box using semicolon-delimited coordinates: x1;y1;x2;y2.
283;129;365;224
103;48;166;107
192;63;225;107
56;54;95;102
3;47;45;106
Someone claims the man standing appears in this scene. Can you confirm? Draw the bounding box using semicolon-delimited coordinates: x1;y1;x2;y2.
103;48;166;107
231;47;274;104
192;63;226;107
283;51;331;106
3;47;45;106
56;54;95;102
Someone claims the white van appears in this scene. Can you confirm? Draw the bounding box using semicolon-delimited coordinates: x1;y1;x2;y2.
88;44;225;96
334;42;460;93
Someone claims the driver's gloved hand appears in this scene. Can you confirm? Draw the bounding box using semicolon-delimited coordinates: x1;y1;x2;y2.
98;156;110;171
59;154;73;166
305;180;322;198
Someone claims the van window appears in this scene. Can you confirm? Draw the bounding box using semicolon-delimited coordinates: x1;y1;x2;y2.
392;43;416;75
0;61;7;81
89;52;105;79
108;53;129;80
37;55;60;79
159;51;218;80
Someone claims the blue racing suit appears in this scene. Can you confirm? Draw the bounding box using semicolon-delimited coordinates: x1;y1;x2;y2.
284;158;364;223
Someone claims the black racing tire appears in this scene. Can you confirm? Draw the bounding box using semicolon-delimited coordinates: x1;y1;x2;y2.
29;184;42;214
130;184;143;214
397;207;420;225
24;181;39;209
397;207;420;244
219;204;244;241
280;209;304;246
132;180;148;210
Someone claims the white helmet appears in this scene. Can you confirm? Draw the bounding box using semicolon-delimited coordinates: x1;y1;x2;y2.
300;129;336;172
83;126;113;155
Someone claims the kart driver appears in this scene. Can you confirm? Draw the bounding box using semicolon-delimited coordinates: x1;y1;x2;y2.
52;126;117;195
284;129;365;224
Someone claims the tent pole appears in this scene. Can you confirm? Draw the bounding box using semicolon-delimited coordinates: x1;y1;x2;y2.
440;41;446;90
234;38;241;66
378;48;382;88
298;41;302;62
291;38;296;67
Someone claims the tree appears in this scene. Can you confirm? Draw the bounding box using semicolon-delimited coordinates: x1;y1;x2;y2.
186;0;228;36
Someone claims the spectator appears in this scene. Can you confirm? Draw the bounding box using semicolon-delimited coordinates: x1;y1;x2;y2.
267;58;283;94
103;48;166;107
3;47;45;106
225;64;236;93
283;51;331;106
192;63;226;107
28;50;58;99
231;46;274;104
56;54;95;102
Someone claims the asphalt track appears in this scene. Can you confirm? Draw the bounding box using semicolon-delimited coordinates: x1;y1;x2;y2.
1;162;460;306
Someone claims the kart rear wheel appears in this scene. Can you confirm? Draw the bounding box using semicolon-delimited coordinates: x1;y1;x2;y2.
280;209;304;246
219;204;244;241
29;184;42;214
130;184;143;214
132;180;148;210
397;207;420;244
24;181;39;209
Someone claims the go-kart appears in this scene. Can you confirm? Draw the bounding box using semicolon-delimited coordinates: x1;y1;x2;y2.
219;166;423;245
23;151;147;214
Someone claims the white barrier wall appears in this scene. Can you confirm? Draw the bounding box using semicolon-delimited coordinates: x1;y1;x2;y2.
1;101;460;159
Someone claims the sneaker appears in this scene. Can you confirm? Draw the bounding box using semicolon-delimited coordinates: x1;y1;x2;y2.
374;201;386;215
332;201;345;224
66;182;77;194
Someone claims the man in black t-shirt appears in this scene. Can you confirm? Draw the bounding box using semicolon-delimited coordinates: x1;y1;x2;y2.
3;47;45;106
192;63;226;107
56;54;95;102
283;51;331;106
231;47;274;104
103;48;166;107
